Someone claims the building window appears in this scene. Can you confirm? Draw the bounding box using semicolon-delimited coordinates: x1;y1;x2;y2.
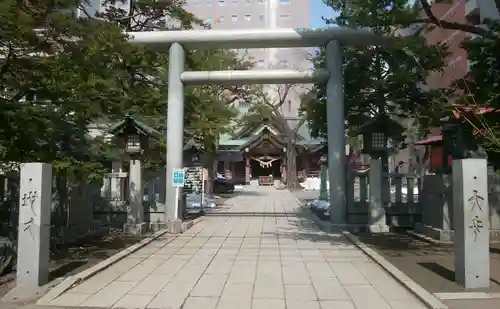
279;13;290;19
218;0;225;6
244;14;251;21
279;59;289;67
231;0;238;4
258;14;265;21
217;16;225;23
280;0;290;3
205;17;212;24
258;59;265;67
232;14;238;21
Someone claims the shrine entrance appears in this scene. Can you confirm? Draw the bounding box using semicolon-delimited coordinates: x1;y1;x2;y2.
137;27;390;224
250;155;282;179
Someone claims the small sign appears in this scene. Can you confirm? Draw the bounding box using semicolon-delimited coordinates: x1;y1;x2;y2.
172;169;185;187
184;167;204;194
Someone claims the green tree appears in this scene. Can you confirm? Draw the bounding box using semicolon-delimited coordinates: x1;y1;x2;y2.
0;0;146;171
0;0;184;236
302;0;447;151
93;1;254;190
0;0;246;218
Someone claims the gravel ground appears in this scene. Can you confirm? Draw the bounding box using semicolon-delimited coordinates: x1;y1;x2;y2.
291;189;500;309
0;230;146;300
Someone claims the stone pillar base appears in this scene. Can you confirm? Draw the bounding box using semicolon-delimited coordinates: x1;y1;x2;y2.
414;223;453;241
367;224;390;233
167;219;183;234
149;222;167;233
311;221;365;234
123;222;148;235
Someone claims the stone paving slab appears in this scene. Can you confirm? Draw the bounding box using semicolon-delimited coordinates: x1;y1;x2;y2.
47;186;428;309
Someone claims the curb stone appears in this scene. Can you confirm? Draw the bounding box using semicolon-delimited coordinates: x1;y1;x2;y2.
434;292;500;300
406;230;454;245
293;196;448;309
36;217;203;305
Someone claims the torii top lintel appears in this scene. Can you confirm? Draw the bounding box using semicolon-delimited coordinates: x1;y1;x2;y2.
128;27;393;49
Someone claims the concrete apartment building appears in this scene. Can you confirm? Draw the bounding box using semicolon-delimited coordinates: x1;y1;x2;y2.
184;0;312;117
423;0;500;89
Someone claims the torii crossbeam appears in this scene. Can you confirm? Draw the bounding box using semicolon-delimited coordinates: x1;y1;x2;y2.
127;27;391;229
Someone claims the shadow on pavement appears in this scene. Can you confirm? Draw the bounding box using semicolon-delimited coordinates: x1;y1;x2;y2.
230;190;264;196
355;230;454;257
418;262;455;282
205;212;293;217
261;230;350;244
354;230;500;294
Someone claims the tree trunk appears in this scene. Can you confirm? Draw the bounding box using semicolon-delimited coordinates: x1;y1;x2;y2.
285;134;300;189
203;145;216;194
205;163;214;194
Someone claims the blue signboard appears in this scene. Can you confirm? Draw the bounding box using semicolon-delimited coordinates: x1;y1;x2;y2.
172;169;185;187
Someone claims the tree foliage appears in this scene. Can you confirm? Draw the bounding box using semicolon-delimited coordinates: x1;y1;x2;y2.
302;0;447;147
0;0;249;180
0;0;146;176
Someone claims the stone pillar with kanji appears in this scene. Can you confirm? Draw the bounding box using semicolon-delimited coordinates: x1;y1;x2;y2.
453;158;489;289
125;158;147;234
17;163;52;288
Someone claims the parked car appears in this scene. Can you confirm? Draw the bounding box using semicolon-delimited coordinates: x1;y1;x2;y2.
214;175;235;194
185;193;216;214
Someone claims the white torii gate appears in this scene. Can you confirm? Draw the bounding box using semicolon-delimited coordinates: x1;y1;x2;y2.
128;27;390;231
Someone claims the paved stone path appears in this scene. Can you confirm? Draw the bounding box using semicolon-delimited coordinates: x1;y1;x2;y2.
47;186;427;309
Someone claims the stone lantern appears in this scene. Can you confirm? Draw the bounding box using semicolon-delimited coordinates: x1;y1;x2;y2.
357;114;402;233
109;114;161;234
358;114;396;158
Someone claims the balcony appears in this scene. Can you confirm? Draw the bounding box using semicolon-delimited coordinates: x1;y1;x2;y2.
465;0;480;17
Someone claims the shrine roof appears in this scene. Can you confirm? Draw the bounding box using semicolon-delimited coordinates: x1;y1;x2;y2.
219;118;322;147
108;114;161;138
219;139;248;146
235;131;285;151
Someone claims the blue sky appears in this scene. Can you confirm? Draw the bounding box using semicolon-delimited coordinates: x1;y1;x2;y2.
310;0;338;28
